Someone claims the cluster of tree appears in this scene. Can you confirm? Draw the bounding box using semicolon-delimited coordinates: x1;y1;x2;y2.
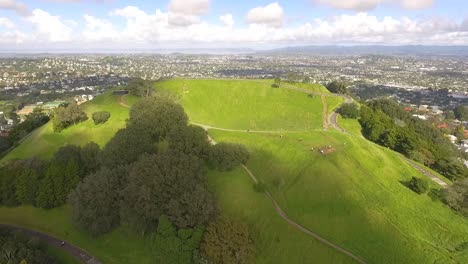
0;110;49;154
454;105;468;121
92;111;111;125
68;96;249;237
272;77;281;88
52;103;88;132
442;178;468;217
201;216;255;264
359;99;468;181
0;228;59;264
126;78;153;97
326;81;350;94
0;143;99;208
338;103;360;119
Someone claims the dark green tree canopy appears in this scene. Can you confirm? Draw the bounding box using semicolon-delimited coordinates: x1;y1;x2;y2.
128;96;188;140
92;111;111;125
209;142;250;171
338;103;360;119
52;103;88;132
326;81;349;94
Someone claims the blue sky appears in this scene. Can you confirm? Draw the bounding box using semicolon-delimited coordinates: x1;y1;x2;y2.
0;0;467;50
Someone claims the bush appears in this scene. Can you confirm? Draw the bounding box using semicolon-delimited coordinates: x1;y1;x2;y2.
92;111;111;125
408;176;429;194
338;103;360;119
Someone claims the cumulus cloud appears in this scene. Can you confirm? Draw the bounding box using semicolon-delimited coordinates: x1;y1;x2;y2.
0;0;30;16
0;17;15;29
220;14;234;27
27;9;73;42
168;0;210;16
399;0;433;10
246;2;284;28
314;0;434;11
2;6;468;48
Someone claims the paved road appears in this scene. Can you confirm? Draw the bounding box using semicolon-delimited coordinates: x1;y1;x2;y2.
0;224;101;264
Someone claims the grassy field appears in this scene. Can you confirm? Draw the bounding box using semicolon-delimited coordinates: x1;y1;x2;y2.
3;91;137;161
157;79;324;131
1;79;466;263
325;96;345;115
209;130;468;263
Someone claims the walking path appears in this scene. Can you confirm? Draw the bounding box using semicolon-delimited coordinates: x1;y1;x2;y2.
0;224;100;264
197;124;368;264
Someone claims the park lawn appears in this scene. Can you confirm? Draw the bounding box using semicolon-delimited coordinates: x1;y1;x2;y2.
0;206;157;264
255;79;331;93
209;130;468;263
157;79;323;131
207;168;353;264
2;92;137;161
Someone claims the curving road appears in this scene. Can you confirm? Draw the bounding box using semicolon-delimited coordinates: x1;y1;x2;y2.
0;224;100;264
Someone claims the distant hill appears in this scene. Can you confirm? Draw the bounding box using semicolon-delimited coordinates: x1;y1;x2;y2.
261;45;468;56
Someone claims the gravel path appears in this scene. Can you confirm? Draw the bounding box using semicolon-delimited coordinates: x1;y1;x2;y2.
0;224;100;264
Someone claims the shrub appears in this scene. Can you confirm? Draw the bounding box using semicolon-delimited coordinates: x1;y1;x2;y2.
52;104;88;132
92;111;111;125
338;103;360;119
408;176;429;194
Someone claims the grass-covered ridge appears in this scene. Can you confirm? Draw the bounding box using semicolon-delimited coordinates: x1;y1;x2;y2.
157;79;324;131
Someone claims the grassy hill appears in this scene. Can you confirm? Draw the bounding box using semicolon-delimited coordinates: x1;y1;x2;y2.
157;79;324;131
3;92;137;161
1;79;467;263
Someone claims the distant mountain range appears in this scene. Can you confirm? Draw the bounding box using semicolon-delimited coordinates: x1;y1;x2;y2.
260;45;468;56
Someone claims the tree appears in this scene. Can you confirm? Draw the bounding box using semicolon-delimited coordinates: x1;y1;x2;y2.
272;77;281;88
0;166;19;206
442;178;468;216
434;159;468;182
98;126;155;167
126;78;153;97
52;104;88;132
201;216;255;264
80;142;101;173
92;111;111;125
15;169;40;205
128;96;188;140
445;110;456;120
407;176;429;194
68;167;124;236
454;105;468;121
168;125;211;160
326;81;348;94
153;215;205;264
120;153;215;233
338;103;360;119
209;143;250;171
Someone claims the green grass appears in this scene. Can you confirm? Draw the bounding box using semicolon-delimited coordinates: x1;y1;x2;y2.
0;206;157;264
46;246;81;264
3;92;137;161
337;115;363;137
325;96;345;114
157;79;323;131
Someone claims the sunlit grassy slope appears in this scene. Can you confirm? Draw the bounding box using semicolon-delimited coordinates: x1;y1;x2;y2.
157;79;324;131
3;92;137;161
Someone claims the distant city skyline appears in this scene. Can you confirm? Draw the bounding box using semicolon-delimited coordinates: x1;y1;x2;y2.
0;0;467;50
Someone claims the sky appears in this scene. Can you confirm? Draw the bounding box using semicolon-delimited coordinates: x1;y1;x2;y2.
0;0;467;51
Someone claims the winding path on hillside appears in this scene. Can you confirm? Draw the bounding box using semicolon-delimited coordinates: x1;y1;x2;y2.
0;224;100;264
199;126;367;264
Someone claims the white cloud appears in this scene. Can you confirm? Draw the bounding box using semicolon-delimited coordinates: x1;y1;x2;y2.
0;17;15;29
0;0;30;16
82;14;116;41
168;0;210;16
246;2;284;28
399;0;433;10
2;6;468;48
27;9;73;42
220;14;234;27
314;0;434;11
